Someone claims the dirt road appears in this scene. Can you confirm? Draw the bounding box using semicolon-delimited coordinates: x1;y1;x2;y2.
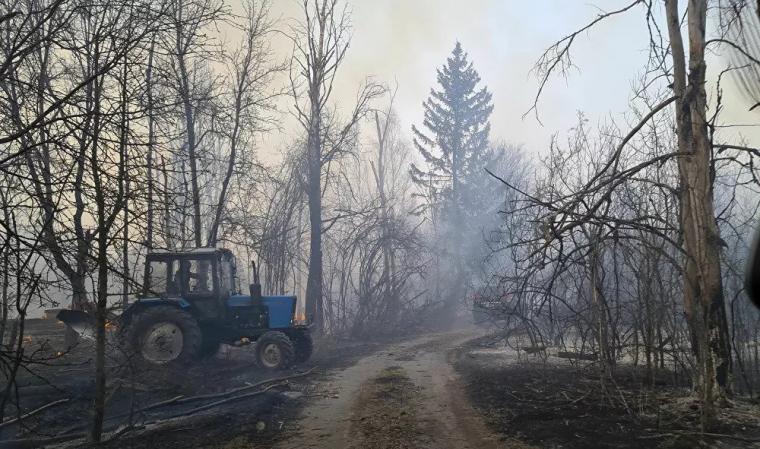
274;329;511;449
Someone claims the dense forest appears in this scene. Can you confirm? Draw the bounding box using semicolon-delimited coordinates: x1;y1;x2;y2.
2;0;760;446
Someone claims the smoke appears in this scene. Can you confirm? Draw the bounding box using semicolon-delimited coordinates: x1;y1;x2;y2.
259;0;656;164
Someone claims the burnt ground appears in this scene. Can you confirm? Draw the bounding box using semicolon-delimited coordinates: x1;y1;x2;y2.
454;335;760;449
7;322;760;449
0;319;391;449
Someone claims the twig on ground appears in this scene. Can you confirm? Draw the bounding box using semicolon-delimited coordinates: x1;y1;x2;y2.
0;431;87;449
638;430;760;443
108;367;317;421
166;382;285;419
0;398;70;430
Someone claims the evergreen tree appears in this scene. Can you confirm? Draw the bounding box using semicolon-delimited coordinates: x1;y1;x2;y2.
410;42;494;219
411;42;496;315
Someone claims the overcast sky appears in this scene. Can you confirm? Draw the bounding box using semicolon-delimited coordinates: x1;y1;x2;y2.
253;0;758;163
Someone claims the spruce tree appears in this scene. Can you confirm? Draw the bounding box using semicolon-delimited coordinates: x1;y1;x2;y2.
411;42;495;315
410;42;494;219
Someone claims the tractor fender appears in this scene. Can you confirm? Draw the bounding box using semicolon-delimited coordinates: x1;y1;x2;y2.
120;298;192;327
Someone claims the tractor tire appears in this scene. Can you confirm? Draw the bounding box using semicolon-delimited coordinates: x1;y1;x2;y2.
255;331;295;370
291;330;313;364
121;306;202;367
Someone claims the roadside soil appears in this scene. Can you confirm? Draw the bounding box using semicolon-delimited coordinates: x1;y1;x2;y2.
454;335;760;449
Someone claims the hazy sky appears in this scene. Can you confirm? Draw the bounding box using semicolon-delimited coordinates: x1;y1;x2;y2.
255;0;758;162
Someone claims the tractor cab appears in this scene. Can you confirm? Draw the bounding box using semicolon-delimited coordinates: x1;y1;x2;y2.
143;248;237;298
143;248;237;320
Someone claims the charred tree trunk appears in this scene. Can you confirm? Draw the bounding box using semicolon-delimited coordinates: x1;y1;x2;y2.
291;0;381;334
122;130;130;309
0;202;9;345
175;14;202;248
305;99;323;332
665;0;732;428
143;38;155;284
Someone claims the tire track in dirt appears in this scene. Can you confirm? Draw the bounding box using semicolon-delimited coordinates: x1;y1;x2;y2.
274;329;525;449
347;365;425;449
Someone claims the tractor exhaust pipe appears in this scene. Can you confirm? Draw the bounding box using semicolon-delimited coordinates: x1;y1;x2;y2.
250;260;262;301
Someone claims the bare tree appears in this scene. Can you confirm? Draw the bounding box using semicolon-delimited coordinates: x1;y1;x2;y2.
207;0;281;246
664;0;731;426
502;0;760;428
288;0;383;332
165;0;226;247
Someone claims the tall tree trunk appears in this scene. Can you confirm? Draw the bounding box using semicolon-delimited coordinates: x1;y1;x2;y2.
0;196;10;345
122;160;130;309
161;155;173;249
89;74;107;442
207;87;241;247
143;38;155;286
295;0;368;333
176;36;202;248
590;238;613;378
91;240;108;442
305;100;323;333
665;0;732;429
0;212;8;345
92;54;129;442
374;112;397;323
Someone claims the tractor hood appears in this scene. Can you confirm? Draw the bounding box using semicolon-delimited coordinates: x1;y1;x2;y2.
227;294;297;328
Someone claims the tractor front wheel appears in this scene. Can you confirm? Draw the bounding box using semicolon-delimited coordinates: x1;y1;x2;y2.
122;306;202;367
255;331;295;370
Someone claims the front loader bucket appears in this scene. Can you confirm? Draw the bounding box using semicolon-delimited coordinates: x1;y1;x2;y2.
56;310;96;341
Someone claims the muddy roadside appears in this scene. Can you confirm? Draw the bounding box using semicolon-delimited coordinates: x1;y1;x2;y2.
453;335;760;449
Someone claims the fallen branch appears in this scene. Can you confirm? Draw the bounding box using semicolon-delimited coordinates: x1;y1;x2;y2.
109;367;316;420
167;382;285;419
0;432;87;449
639;431;760;443
166;367;316;405
138;394;185;412
103;423;146;443
110;382;291;439
0;398;70;430
556;351;597;361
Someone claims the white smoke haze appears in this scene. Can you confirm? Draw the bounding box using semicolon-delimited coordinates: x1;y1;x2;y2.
254;0;694;163
14;0;760;319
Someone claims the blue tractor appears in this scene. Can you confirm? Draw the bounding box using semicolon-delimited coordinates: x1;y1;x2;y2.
58;248;311;370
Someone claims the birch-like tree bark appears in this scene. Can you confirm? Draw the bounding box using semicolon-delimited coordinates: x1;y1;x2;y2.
665;0;731;427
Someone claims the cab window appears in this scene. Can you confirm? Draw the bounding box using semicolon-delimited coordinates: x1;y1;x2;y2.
186;260;214;293
219;259;234;297
147;260;175;296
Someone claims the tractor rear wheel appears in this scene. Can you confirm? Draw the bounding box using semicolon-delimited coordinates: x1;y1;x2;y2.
122;306;202;367
291;330;313;363
255;331;295;370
